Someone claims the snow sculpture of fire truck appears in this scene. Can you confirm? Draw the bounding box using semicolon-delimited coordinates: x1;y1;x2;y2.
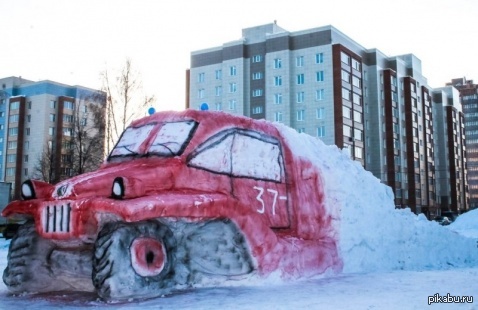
2;109;341;300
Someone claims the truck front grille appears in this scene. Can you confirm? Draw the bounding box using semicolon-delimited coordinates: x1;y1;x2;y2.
41;203;72;233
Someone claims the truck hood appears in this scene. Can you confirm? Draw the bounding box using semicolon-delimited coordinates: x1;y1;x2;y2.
52;157;180;200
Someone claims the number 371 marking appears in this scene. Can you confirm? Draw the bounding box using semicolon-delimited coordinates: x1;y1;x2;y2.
253;186;287;215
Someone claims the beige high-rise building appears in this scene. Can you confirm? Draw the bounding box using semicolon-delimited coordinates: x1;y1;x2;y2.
0;77;106;199
186;22;468;217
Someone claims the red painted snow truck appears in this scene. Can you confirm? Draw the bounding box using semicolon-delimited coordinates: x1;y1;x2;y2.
2;109;341;300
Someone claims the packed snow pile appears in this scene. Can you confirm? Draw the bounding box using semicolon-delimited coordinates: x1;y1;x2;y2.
447;209;478;239
275;122;478;274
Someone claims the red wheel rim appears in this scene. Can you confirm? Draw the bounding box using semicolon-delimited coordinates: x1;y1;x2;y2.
130;237;166;277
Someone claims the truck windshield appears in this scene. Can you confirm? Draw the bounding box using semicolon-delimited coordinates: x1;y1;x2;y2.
110;124;155;157
109;120;198;160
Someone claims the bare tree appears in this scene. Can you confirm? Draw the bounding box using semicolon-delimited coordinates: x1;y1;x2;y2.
70;93;106;176
32;92;106;183
32;142;55;183
101;59;155;153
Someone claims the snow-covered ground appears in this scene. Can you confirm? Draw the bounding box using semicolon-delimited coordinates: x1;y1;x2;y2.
1;236;477;309
1;119;478;308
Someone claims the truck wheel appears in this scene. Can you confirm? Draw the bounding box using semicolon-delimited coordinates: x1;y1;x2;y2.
92;221;176;300
2;221;60;293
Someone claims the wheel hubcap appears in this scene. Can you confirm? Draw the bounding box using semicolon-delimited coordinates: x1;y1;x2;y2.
130;237;166;277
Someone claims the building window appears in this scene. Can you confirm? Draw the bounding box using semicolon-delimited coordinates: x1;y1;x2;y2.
49;127;55;136
230;66;237;76
50;100;56;109
342;88;351;101
7;141;17;149
343;106;351;119
351;58;361;71
215;103;222;111
354;110;362;123
317;126;326;137
7;154;16;163
297;128;305;133
27;115;31;122
24;154;28;163
83;105;88;113
9;114;19;123
0;124;3;130
316;89;325;101
198;89;205;99
80;118;87;126
24;168;28;177
198;72;205;83
63;127;73;136
342;70;350;83
274;76;282;86
252;89;263;97
353;93;361;105
215;69;222;80
297;110;305;121
343;125;352;136
354;128;363;141
316;71;324;82
0;112;3;117
8;127;18;136
49;113;56;122
6;168;14;177
316;107;325;119
10;101;19;110
274;111;283;122
27;101;32;109
228;99;236;110
252;106;263;114
229;83;237;93
252;72;263;80
341;52;350;65
274;58;282;69
63;114;73;123
64;101;74;110
297;74;305;85
296;92;305;103
352;75;361;88
315;53;324;64
355;146;363;159
215;86;222;96
296;56;304;67
252;55;262;63
274;93;282;104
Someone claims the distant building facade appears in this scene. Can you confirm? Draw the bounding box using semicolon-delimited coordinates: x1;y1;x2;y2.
187;23;453;216
447;78;478;210
432;86;468;214
0;77;106;199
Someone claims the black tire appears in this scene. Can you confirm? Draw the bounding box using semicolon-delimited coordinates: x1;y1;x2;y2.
2;221;61;293
92;221;177;300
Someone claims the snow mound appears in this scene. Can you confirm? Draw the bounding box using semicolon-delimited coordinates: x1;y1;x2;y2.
448;209;478;239
274;122;478;274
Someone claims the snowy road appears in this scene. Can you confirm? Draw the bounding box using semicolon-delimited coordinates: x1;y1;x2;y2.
0;238;476;310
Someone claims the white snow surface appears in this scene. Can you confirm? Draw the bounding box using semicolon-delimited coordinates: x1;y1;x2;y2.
1;119;478;308
448;208;478;239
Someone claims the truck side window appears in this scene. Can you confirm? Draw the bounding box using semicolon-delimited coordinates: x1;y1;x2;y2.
188;129;284;182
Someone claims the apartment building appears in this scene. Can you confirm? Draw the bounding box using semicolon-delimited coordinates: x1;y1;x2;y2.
188;23;366;165
187;23;449;215
0;77;106;199
432;86;468;214
447;78;478;210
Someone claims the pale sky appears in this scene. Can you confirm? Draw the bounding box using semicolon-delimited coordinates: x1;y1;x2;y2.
1;0;477;112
